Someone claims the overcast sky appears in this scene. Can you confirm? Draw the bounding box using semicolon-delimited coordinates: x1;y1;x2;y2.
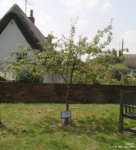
0;0;136;53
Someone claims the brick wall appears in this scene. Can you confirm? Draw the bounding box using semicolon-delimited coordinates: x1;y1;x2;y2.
0;82;136;103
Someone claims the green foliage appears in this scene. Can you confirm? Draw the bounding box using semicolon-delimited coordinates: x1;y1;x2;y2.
126;77;136;86
101;64;127;85
15;67;43;83
76;48;128;85
1;46;44;82
95;49;123;65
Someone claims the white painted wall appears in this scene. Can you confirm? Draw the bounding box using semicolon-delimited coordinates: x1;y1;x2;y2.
0;19;28;58
43;73;65;83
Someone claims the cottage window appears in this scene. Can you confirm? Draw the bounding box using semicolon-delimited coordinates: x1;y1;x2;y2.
16;52;27;60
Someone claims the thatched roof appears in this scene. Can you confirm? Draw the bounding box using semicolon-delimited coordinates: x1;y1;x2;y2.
0;4;45;50
124;54;136;69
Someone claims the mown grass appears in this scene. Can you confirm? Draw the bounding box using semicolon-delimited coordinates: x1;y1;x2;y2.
0;104;136;150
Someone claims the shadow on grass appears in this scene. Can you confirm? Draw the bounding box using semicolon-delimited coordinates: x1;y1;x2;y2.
69;115;118;135
0;125;19;136
33;115;119;137
33;117;60;134
2;115;135;142
0;121;19;137
0;121;6;129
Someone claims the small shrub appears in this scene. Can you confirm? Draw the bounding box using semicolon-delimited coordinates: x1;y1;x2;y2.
15;69;43;83
127;77;136;86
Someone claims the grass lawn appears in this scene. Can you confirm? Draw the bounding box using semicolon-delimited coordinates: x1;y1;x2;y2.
0;104;136;150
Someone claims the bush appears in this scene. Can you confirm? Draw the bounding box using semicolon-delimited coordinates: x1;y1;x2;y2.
127;77;136;86
15;69;43;83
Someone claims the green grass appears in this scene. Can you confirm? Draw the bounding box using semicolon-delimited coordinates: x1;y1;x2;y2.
0;104;136;150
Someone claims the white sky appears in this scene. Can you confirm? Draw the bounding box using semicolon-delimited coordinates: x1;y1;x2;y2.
0;0;136;53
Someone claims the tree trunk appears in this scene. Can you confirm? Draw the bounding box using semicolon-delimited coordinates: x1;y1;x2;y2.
66;63;75;111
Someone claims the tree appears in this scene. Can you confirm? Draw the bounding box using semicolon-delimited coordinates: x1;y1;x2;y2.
1;21;113;125
38;21;113;125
